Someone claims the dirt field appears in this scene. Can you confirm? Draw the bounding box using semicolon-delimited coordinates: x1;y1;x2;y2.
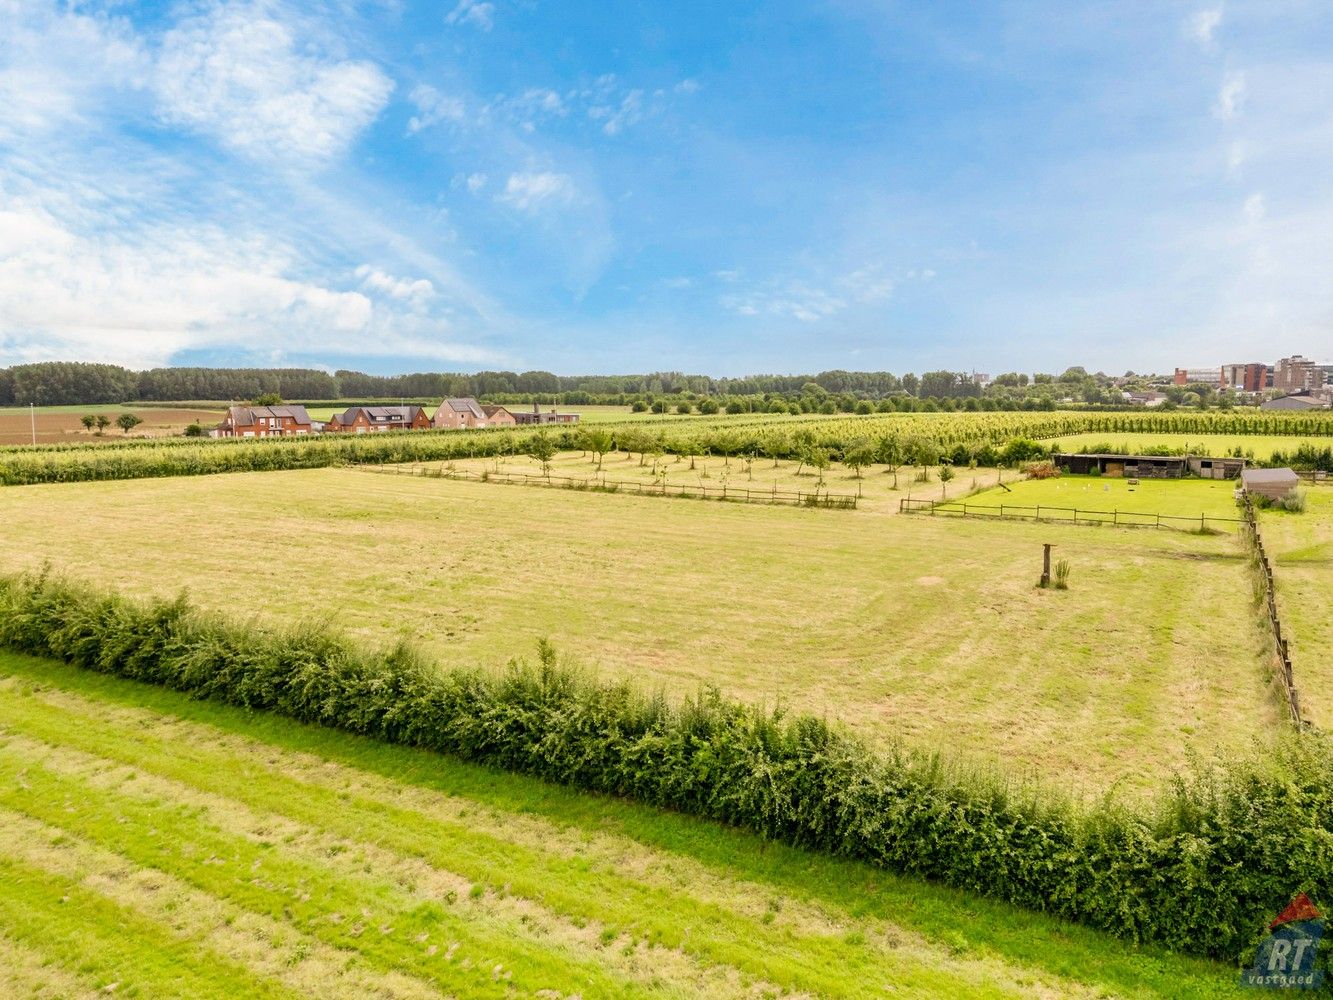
0;406;223;445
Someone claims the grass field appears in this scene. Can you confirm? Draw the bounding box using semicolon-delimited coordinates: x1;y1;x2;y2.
0;405;222;445
0;466;1281;791
961;476;1244;521
1042;432;1323;461
429;449;1018;513
0;651;1252;999
1259;488;1333;728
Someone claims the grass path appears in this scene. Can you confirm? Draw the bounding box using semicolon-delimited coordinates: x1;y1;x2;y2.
0;652;1258;998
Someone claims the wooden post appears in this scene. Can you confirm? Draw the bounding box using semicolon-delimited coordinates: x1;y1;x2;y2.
1041;543;1054;588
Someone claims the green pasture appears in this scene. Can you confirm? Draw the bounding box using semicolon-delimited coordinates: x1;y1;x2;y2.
0;652;1257;998
0;466;1281;791
961;475;1245;522
1258;486;1333;728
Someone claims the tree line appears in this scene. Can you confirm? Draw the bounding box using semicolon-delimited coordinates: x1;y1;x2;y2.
0;361;1175;407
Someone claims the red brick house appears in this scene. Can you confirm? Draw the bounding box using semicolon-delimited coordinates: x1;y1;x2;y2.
215;404;314;438
323;405;432;432
431;398;517;429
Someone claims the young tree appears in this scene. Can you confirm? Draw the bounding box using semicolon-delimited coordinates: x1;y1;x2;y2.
843;439;876;479
116;413;143;434
878;435;903;488
809;447;830;487
94;415;111;435
526;432;557;477
254;392;283;406
580;428;613;469
80;414;97;432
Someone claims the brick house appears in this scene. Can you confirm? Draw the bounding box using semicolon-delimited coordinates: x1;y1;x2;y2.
323;405;433;432
216;404;314;438
431;398;517;429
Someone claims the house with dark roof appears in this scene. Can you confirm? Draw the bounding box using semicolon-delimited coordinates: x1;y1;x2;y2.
431;398;517;429
323;405;432;433
215;404;313;438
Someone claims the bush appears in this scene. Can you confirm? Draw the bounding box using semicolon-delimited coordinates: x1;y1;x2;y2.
1277;490;1308;513
0;570;1329;963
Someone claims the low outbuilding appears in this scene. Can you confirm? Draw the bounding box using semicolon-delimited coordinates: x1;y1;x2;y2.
1240;468;1300;502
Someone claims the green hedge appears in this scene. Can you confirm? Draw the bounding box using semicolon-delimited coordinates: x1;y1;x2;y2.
0;570;1328;962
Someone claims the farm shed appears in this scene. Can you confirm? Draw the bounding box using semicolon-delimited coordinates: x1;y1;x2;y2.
1240;468;1300;501
1054;453;1187;478
1187;456;1247;479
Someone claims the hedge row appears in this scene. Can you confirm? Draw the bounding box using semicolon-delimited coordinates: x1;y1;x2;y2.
0;570;1328;962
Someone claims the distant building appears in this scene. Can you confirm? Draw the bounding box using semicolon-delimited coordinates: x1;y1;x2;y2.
1174;367;1221;387
215;404;313;438
431;398;517;429
1273;356;1332;393
1241;468;1300;502
323;405;432;432
1122;390;1167;407
1221;363;1267;393
970;372;993;389
512;402;580;425
1055;452;1245;479
1261;391;1330;411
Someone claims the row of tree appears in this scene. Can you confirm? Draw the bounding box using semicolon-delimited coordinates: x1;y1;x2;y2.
0;361;1170;407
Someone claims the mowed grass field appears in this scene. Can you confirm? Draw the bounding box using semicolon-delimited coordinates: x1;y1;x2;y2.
432;449;1018;513
0;652;1250;999
0;405;222;445
960;476;1244;522
1042;432;1322;461
1260;487;1333;728
0;467;1280;791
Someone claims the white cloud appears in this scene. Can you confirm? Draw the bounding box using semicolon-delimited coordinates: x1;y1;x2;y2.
1242;191;1265;223
674;78;700;95
0;1;148;141
721;264;904;322
407;84;465;134
497;172;576;212
354;265;436;304
590;89;644;136
1214;71;1246;121
445;0;494;31
1189;7;1223;47
154;2;394;165
465;172;488;193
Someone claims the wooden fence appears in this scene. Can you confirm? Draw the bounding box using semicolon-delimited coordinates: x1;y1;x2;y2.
1240;492;1308;727
358;463;858;509
898;497;1243;533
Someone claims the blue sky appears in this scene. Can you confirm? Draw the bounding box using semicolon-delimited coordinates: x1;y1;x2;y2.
1;1;1330;376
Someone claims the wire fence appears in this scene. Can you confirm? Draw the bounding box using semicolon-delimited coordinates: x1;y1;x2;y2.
898;496;1243;533
1240;492;1308;727
358;463;859;509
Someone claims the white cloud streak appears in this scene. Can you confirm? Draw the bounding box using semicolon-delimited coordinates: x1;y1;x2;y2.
154;1;394;165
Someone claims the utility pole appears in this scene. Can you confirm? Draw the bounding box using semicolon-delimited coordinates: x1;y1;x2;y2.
30;403;36;445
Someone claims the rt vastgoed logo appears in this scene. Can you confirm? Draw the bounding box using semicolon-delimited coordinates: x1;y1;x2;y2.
1242;893;1324;990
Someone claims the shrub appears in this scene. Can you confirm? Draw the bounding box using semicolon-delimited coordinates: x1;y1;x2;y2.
1276;490;1308;513
0;570;1328;964
1024;461;1060;479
